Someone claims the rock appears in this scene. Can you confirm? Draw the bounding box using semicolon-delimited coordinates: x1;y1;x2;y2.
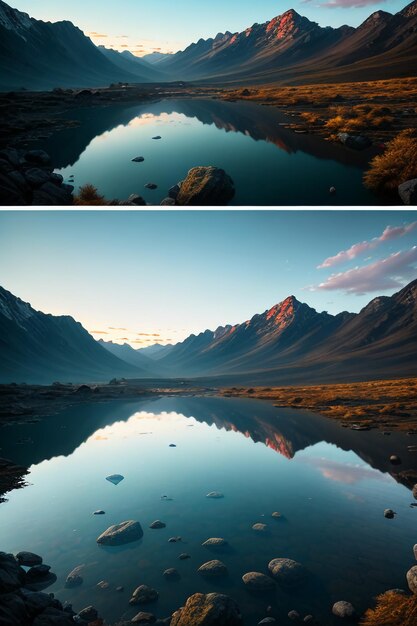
0;148;21;167
96;580;110;589
206;491;224;499
303;617;314;624
398;179;417;205
332;601;356;618
93;510;105;515
25;565;51;582
288;610;301;621
202;538;228;548
132;612;157;623
338;133;371;150
252;523;267;533
384;509;396;519
116;586;124;592
32;606;74;625
160;197;176;205
149;520;166;529
414;544;417;560
242;572;275;591
407;565;417;593
25;150;51;166
105;474;124;485
179;553;191;560
24;168;50;188
50;173;64;186
152;136;162;140
97;520;143;546
271;512;282;519
145;183;157;190
390;455;401;465
413;484;417;500
32;182;73;205
170;592;243;626
197;560;228;577
168;184;181;199
0;592;29;626
163;568;180;580
169;444;177;448
127;194;146;206
129;585;159;605
132;156;145;162
168;537;182;543
0;552;26;593
65;566;83;588
20;589;60;615
16;551;42;567
268;559;307;586
77;606;98;622
258;619;276;625
329;186;336;195
176;166;235;206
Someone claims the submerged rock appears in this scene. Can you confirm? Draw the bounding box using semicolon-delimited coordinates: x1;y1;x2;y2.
77;605;99;622
65;566;83;588
288;610;301;621
149;520;166;529
129;585;159;605
268;558;307;586
242;572;275;591
145;183;157;190
176;166;235;206
252;523;268;533
97;520;143;546
170;592;243;626
202;538;228;548
332;601;356;618
206;491;224;499
132;611;157;623
179;553;191;560
197;560;228;577
258;619;276;625
105;474;124;485
132;156;145;162
384;509;396;519
163;568;180;580
93;510;105;515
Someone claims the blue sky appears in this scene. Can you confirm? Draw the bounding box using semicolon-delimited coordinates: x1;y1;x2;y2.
9;0;411;55
0;211;416;347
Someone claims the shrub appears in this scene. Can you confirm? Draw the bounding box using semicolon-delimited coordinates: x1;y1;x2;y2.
361;592;417;626
74;184;108;205
364;129;417;192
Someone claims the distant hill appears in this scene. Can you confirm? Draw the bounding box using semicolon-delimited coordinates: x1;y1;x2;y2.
97;339;171;376
137;343;175;360
158;279;417;383
98;47;168;82
0;286;147;384
0;0;162;90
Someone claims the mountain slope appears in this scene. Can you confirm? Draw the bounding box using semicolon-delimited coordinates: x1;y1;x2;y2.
98;47;167;82
0;0;156;90
0;286;147;384
97;339;169;376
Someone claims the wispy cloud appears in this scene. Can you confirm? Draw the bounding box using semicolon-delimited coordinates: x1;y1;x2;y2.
303;0;383;7
89;31;108;38
318;221;417;269
108;326;127;331
91;330;108;334
310;247;417;295
137;332;161;337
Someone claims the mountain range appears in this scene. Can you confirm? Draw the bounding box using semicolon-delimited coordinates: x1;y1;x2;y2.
0;0;416;90
0;279;416;385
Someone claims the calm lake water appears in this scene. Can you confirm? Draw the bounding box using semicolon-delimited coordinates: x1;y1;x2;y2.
1;396;416;625
35;98;380;206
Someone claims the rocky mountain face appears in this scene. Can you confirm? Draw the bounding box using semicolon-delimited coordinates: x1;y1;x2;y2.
158;280;417;382
0;0;159;90
0;286;145;384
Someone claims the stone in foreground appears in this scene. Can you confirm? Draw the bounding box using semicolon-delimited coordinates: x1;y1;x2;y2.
170;592;243;626
15;551;42;567
197;560;228;577
176;167;235;206
268;558;307;586
129;584;159;605
97;520;143;546
242;572;275;591
398;179;417;205
407;565;417;594
332;601;356;618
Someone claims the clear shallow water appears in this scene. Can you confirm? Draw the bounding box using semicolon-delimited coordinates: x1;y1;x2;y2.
1;396;416;625
35;99;380;205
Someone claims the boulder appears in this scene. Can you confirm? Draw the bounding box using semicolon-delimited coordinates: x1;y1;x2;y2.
25;565;51;582
389;455;401;465
252;523;267;533
202;538;228;548
65;566;83;588
398;179;417;205
338;133;371;150
179;554;191;560
163;568;180;580
24;168;50;188
413;483;417;500
268;558;307;586
242;572;275;591
152;136;162;140
0;592;29;626
288;610;301;621
77;606;98;622
176;167;235;206
32;606;74;625
32;182;73;206
24;150;51;166
414;544;417;560
197;560;228;578
170;592;243;626
15;552;42;567
0;552;26;593
93;510;105;516
132;157;145;162
105;474;124;485
271;512;282;519
332;601;356;618
132;612;156;623
258;619;276;625
127;194;146;205
206;491;224;499
160;197;176;206
97;520;143;546
129;585;159;605
149;520;166;529
144;183;157;190
384;509;396;519
407;565;417;594
168;184;181;199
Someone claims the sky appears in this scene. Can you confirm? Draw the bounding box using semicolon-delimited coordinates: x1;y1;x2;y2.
1;210;416;348
9;0;411;56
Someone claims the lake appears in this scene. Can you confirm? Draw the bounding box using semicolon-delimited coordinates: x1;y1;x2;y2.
1;396;416;624
35;98;381;206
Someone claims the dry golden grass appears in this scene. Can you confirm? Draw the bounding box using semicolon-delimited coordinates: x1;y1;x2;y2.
222;378;417;430
73;184;108;205
325;104;394;132
364;128;417;192
361;592;417;626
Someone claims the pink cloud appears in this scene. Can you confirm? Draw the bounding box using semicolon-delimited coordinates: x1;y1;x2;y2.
312;247;417;295
318;221;417;269
311;0;383;7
